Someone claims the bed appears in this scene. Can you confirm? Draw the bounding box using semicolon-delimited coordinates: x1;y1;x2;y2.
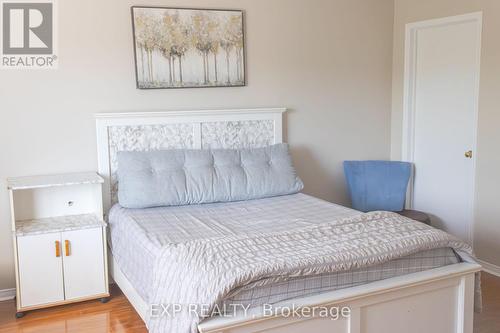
96;108;481;333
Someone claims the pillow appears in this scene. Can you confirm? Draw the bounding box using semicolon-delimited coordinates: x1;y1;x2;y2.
117;143;304;208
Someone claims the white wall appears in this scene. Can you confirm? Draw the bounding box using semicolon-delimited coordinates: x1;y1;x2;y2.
0;0;394;289
392;0;500;267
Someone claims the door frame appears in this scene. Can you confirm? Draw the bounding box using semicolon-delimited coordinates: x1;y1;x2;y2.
401;12;482;245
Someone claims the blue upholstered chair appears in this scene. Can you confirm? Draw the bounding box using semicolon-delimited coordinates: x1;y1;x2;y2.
343;160;430;224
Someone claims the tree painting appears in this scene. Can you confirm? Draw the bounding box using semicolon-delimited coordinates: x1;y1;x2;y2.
132;7;245;89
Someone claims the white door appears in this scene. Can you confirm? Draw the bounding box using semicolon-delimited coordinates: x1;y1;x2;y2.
404;13;482;242
62;227;106;300
17;233;65;307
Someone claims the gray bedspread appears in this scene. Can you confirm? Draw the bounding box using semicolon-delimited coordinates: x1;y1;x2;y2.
108;193;359;301
146;210;475;333
108;194;459;309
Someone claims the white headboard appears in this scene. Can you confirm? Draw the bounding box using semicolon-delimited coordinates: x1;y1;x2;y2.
95;108;287;214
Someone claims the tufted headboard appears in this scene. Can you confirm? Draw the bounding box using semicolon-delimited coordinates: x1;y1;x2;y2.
95;108;286;214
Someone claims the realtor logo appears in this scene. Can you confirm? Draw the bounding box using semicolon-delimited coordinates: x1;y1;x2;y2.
1;0;57;69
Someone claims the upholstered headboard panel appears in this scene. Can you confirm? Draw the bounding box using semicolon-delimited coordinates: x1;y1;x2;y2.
95;108;286;214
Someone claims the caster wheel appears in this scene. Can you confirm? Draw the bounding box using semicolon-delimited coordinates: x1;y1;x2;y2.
99;297;110;303
15;312;25;319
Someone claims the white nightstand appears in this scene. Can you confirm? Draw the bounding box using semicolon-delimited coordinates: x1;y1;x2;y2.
7;172;109;318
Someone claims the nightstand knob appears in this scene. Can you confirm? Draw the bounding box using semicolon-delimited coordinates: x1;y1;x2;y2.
65;240;70;256
55;241;60;257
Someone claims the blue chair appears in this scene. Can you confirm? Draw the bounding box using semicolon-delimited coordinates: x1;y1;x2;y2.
343;160;430;224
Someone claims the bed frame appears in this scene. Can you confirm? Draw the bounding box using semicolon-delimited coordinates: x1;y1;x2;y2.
96;108;481;333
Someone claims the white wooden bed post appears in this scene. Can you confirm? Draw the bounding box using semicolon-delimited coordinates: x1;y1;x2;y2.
95;108;480;333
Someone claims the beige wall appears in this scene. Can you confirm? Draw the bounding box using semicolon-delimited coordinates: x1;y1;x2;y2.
0;0;394;289
392;0;500;265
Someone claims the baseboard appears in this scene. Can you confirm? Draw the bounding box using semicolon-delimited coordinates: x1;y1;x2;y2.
0;288;16;302
477;259;500;277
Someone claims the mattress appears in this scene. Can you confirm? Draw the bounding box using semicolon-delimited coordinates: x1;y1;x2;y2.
108;193;459;308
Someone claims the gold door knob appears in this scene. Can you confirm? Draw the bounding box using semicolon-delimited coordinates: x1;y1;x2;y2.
465;150;473;158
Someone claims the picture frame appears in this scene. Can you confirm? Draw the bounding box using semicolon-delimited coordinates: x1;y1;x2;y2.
131;6;246;89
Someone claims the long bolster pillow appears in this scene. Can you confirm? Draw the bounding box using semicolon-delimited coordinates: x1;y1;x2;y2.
117;143;304;208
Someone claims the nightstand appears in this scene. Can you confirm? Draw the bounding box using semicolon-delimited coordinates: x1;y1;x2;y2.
7;172;109;318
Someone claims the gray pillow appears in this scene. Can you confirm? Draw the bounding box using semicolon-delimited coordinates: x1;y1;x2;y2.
117;143;304;208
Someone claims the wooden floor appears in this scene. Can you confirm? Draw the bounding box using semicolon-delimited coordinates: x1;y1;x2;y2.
0;273;498;332
474;272;500;333
0;285;147;333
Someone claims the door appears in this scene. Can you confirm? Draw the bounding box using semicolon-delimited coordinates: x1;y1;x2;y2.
403;13;482;242
17;233;65;307
62;227;106;300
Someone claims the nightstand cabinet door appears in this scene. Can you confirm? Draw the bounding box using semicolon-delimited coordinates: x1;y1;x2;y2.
61;227;106;300
17;233;65;308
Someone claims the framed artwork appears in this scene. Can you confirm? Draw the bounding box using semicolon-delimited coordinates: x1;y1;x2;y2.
131;6;245;89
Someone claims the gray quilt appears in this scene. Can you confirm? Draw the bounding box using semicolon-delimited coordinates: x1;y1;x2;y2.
147;211;476;333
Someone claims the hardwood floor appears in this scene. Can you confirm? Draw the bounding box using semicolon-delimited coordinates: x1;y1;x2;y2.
0;273;498;332
474;272;500;333
0;285;147;333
